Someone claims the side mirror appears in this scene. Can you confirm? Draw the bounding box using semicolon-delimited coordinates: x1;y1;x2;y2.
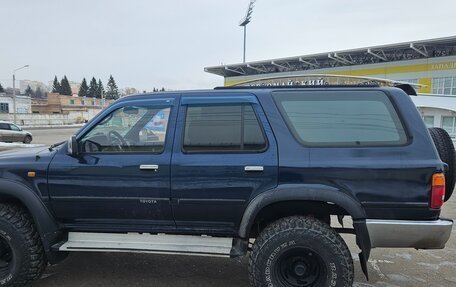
67;135;79;156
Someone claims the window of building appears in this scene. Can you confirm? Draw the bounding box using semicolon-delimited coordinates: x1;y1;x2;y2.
432;77;456;95
442;116;456;136
399;79;419;85
0;103;9;113
70;99;75;105
183;104;267;152
81;105;171;153
273;91;408;147
81;100;85;105
422;116;435;128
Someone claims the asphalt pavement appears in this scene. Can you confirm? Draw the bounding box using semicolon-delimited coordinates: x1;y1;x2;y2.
13;128;456;286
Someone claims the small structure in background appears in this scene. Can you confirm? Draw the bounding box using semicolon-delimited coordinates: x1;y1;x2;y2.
31;93;114;123
0;93;32;114
412;94;456;143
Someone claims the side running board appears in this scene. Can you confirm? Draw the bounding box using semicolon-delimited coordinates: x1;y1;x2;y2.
57;232;234;257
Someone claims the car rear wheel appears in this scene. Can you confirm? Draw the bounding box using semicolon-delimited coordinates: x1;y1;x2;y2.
429;127;455;201
23;135;32;144
249;216;353;287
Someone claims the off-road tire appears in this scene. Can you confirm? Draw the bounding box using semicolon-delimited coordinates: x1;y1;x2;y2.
23;136;32;144
429;127;455;201
0;203;46;286
249;216;353;287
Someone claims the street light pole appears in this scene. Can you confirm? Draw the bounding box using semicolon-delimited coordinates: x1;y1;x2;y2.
101;90;105;108
243;25;247;63
239;0;256;63
12;65;29;124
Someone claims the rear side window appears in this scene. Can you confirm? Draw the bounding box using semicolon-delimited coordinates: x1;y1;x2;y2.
273;91;408;147
0;123;10;130
183;104;267;152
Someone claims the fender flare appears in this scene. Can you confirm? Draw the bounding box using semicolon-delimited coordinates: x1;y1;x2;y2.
238;184;371;278
239;184;366;238
0;179;62;254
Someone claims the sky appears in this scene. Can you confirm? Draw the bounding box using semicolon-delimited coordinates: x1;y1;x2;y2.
1;0;456;91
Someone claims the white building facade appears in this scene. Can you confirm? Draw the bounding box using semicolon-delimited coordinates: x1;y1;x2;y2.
0;93;32;114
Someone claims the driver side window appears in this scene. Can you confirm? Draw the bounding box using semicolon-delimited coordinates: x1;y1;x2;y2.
80;104;171;153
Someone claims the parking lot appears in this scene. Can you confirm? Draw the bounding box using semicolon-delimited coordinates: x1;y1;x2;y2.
12;128;456;286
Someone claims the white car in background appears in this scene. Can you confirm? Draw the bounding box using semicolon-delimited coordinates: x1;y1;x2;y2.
0;121;33;144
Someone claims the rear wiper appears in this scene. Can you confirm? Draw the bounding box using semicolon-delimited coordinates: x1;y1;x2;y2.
49;141;66;151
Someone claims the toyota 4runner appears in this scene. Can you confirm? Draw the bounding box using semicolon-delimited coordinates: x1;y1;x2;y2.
0;85;453;287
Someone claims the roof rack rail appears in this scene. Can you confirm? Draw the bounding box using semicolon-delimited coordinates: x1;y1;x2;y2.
215;74;419;96
214;84;380;90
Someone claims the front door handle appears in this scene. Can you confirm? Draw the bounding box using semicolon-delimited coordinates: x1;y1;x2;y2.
139;165;159;171
244;166;264;172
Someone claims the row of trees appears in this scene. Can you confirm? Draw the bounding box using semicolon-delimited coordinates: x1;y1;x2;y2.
1;78;167;99
78;75;119;99
78;77;104;99
52;75;120;100
52;76;72;96
25;85;45;98
1;82;44;98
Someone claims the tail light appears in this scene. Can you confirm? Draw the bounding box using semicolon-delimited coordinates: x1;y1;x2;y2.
430;173;445;209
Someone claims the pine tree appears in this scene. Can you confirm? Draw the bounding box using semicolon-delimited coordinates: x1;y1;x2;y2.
105;75;119;100
34;86;44;98
88;77;98;98
52;76;61;93
78;78;89;97
25;85;34;96
97;79;104;99
60;76;72;96
0;83;4;93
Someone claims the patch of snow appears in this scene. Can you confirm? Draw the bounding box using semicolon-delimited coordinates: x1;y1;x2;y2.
0;142;45;148
21;124;84;129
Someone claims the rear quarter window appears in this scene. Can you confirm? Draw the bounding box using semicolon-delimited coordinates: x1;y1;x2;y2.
272;90;408;147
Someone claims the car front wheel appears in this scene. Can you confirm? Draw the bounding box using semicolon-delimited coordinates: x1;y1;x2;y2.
23;135;32;144
0;203;46;286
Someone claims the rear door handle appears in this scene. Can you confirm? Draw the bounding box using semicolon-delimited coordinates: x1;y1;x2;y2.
244;166;264;172
140;165;159;171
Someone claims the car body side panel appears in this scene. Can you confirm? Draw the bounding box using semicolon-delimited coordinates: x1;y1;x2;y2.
170;92;279;235
258;88;444;220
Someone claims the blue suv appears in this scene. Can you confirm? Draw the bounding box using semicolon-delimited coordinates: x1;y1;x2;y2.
0;86;453;287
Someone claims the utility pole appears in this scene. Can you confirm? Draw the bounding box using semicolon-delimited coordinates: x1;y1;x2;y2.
12;65;29;124
239;0;256;63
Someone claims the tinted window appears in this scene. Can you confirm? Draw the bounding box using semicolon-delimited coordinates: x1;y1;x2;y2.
0;123;10;130
81;105;171;153
183;104;266;152
273;91;407;147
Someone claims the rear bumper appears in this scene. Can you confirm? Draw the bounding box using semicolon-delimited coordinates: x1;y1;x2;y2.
366;218;453;249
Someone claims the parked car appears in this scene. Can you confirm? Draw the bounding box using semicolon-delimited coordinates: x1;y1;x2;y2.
0;121;32;143
0;85;453;287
